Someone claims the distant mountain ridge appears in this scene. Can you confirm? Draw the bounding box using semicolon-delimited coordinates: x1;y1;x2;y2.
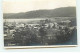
3;7;76;19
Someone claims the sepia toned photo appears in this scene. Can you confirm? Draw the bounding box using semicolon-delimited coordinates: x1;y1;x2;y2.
3;0;77;48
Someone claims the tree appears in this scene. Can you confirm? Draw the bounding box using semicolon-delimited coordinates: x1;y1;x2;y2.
39;27;47;44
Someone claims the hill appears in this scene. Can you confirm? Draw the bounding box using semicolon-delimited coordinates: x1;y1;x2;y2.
3;7;76;19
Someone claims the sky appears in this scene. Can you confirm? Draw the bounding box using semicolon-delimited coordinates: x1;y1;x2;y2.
3;0;76;13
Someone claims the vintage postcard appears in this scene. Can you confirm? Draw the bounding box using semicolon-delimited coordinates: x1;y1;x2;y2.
3;0;77;49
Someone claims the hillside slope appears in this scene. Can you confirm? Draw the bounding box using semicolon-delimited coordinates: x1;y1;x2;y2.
3;7;76;19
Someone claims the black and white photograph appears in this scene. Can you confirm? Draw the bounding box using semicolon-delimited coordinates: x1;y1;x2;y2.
3;0;77;48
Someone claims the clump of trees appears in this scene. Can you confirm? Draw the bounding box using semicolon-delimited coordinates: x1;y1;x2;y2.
8;19;76;46
13;27;38;46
